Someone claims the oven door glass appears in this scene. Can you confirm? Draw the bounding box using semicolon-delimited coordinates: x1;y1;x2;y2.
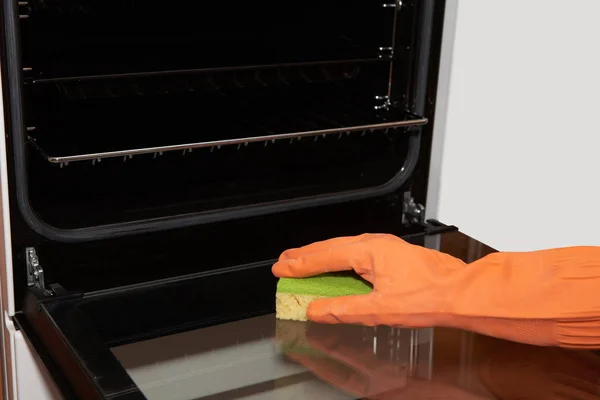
23;232;600;400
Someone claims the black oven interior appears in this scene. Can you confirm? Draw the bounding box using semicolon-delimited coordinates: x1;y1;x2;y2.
2;0;445;306
7;0;431;239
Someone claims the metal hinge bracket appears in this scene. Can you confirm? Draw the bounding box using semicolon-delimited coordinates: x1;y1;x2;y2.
402;192;425;225
26;247;52;296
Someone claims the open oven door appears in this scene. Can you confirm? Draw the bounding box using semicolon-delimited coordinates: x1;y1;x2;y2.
16;229;502;400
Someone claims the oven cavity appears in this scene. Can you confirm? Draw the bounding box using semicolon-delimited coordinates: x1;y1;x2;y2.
16;0;428;235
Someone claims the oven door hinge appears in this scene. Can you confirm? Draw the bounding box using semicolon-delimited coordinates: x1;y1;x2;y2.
26;247;54;297
402;191;425;225
400;192;459;237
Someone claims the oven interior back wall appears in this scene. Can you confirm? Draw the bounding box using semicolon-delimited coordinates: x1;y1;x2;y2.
20;0;420;228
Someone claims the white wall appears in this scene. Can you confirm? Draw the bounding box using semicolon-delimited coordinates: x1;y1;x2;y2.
434;0;600;251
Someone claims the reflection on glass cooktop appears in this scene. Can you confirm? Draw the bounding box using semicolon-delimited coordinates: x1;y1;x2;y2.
112;315;600;400
112;313;600;400
110;314;474;399
111;314;438;400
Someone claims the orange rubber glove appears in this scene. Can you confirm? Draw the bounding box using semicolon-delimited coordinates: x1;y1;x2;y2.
272;234;600;348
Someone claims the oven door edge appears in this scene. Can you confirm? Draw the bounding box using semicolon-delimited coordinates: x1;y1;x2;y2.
13;313;89;400
21;290;143;400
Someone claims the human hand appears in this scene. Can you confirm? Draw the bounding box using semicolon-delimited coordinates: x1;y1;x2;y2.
272;234;466;327
273;234;600;348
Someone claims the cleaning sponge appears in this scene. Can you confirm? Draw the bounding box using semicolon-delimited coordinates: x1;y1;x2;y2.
275;272;372;321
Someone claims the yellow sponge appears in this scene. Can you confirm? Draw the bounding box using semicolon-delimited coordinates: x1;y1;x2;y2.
275;272;372;321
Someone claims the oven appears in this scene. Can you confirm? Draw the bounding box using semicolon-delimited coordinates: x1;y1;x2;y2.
0;0;472;399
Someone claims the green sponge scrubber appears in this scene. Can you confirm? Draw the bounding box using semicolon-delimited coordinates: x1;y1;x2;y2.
275;272;372;321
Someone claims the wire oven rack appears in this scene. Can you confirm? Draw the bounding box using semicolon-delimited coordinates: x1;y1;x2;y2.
28;109;427;167
29;59;377;101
